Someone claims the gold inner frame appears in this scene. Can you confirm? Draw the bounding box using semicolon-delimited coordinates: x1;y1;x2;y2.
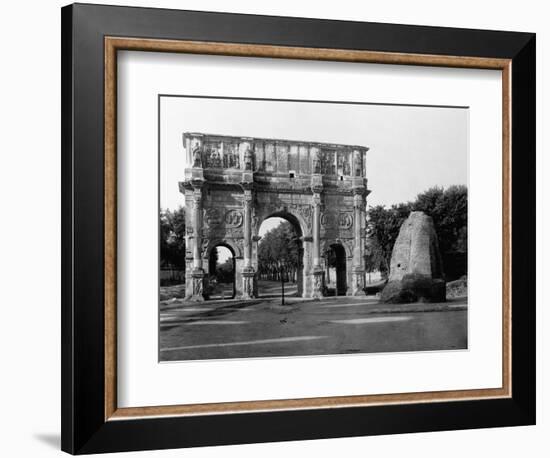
104;37;512;421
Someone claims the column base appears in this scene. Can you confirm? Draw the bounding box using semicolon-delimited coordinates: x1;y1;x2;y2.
351;268;366;296
240;267;256;300
186;268;205;302
311;267;326;299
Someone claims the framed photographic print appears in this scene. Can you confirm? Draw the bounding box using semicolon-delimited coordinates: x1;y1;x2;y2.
61;3;536;454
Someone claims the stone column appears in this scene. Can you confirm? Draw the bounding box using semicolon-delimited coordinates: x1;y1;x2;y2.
351;189;366;296
243;190;252;268
311;187;325;298
189;182;205;301
241;184;256;299
312;191;321;266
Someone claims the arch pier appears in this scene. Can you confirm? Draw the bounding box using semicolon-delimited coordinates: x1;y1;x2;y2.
179;132;370;301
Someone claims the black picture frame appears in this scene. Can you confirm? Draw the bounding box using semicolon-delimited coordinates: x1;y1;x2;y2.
61;3;535;454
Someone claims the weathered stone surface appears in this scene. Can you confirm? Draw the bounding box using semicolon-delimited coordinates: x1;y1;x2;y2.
381;211;445;303
180;133;371;299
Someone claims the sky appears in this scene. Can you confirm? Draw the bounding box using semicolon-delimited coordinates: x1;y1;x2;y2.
160;96;468;262
160;96;468;213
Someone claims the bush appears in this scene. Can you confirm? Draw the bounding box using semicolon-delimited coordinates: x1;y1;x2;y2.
381;273;446;304
446;275;468;298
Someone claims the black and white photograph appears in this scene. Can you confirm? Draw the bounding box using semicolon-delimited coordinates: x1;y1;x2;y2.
159;96;468;362
0;0;541;456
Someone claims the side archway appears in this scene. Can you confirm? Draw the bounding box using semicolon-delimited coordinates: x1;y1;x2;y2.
324;242;348;296
205;242;237;300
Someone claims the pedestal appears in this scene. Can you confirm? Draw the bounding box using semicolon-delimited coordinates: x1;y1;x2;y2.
351;267;366;296
311;267;325;299
188;268;205;302
241;268;256;300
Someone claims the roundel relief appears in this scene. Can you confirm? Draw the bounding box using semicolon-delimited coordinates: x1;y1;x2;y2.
225;209;243;227
339;212;353;229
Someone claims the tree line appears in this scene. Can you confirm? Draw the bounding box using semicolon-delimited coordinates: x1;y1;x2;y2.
160;207;186;270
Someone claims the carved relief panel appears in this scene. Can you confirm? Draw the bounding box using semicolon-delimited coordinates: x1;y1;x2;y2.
337;150;352;176
321;149;336;175
203;141;222;168
223;142;240;169
275;143;289;173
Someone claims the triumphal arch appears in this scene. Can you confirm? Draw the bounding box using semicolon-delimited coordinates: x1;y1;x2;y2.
179;132;370;301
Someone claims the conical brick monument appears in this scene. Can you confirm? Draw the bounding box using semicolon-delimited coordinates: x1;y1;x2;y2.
381;211;446;303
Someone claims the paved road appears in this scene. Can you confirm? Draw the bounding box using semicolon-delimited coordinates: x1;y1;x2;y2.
159;292;468;362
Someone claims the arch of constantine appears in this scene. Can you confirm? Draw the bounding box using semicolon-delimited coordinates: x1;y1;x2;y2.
179;132;370;301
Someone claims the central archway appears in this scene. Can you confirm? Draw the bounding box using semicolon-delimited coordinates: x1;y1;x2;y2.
256;212;305;298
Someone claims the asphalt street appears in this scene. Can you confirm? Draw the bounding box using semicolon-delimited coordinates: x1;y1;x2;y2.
160;282;467;361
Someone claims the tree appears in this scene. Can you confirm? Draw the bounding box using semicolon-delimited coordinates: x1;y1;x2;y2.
364;235;387;278
326;246;337;269
160;207;186;270
215;258;234;283
208;247;219;276
411;185;467;254
366;202;412;275
366;185;468;278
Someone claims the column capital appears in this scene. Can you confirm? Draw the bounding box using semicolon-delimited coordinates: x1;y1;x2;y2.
240;182;255;193
192;189;203;204
312;192;322;205
312;183;323;194
353;191;365;207
191;179;205;190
